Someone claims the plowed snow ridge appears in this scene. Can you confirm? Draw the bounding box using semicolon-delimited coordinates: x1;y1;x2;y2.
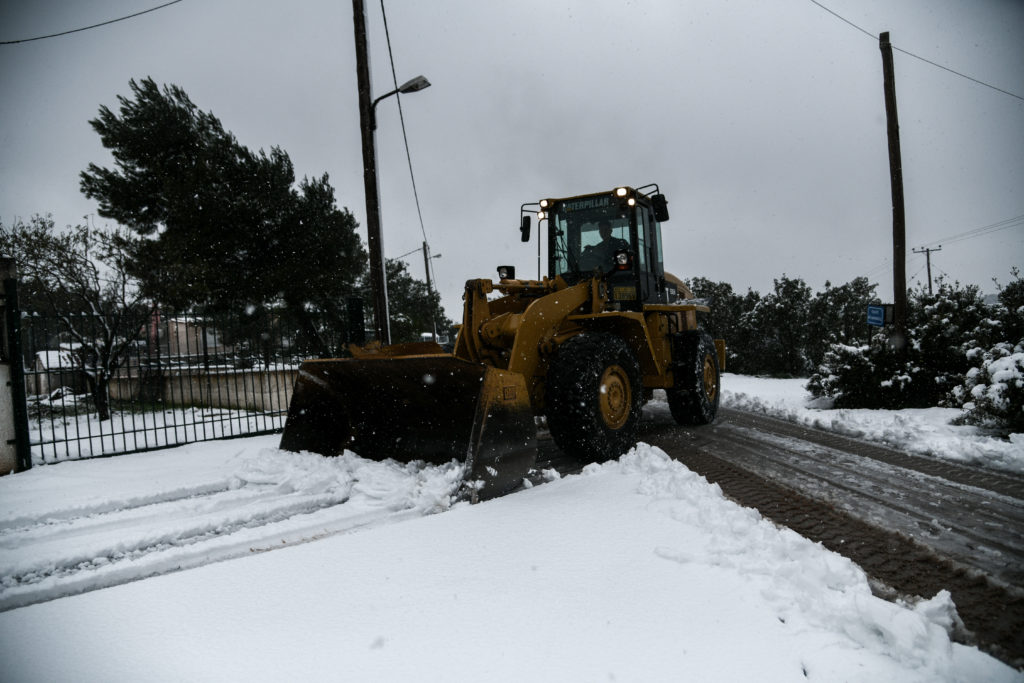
0;442;465;611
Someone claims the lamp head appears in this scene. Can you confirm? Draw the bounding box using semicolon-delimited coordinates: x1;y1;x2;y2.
398;75;431;93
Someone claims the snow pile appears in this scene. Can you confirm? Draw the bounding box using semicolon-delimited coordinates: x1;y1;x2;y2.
719;374;1024;473
232;448;464;515
612;447;979;678
0;440;1018;681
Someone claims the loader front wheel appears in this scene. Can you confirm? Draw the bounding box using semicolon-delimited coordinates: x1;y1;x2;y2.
667;331;720;425
546;333;642;461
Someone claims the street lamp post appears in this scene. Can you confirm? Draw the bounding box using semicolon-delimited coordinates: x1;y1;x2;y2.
421;241;441;342
395;243;441;341
352;0;430;346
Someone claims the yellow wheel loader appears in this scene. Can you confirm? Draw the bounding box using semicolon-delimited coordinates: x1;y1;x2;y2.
280;185;725;501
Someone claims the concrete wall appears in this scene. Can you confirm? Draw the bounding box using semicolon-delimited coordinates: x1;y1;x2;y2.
109;367;299;413
0;257;21;474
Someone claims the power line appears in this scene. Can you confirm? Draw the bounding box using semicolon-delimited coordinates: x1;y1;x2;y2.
0;0;184;45
379;0;430;251
379;1;442;327
808;0;1024;102
921;214;1024;248
861;213;1024;281
907;262;927;285
808;0;875;40
892;47;1024;103
862;260;891;280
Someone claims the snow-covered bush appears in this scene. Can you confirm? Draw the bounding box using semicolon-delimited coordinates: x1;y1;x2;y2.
910;280;1001;404
806;334;931;409
953;341;1024;432
808;280;1000;409
992;268;1024;348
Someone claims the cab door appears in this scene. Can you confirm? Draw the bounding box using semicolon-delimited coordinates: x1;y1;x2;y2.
635;206;662;303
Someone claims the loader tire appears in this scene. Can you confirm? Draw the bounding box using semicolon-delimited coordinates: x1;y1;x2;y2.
667;331;720;425
546;332;642;461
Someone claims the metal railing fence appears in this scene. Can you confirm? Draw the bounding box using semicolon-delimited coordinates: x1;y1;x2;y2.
17;307;355;465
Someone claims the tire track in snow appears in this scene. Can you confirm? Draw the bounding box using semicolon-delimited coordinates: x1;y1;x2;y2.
1;489;347;586
0;448;465;611
706;422;1024;586
0;482;234;533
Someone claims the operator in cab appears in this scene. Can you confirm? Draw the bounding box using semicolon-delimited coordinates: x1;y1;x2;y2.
579;219;629;272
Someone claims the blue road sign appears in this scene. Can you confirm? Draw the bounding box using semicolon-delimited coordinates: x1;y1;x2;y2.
867;305;885;327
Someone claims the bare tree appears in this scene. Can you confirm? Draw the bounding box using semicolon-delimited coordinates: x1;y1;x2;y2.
0;215;149;420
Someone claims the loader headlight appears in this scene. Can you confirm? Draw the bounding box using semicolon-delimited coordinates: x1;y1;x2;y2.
627;197;636;206
537;210;546;220
615;187;628;197
539;199;550;209
497;265;516;280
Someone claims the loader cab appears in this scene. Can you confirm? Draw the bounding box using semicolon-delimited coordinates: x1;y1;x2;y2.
536;186;671;311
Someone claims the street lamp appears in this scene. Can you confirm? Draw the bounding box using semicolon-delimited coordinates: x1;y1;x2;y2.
395;243;442;341
370;75;431;129
352;0;431;346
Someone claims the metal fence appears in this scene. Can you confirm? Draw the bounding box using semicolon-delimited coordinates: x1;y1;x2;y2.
17;306;357;465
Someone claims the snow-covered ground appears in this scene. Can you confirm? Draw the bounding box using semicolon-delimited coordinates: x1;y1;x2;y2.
0;376;1020;682
722;374;1024;474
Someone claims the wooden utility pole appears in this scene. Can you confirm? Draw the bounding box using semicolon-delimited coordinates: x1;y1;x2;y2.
912;246;942;295
353;0;391;345
879;31;908;347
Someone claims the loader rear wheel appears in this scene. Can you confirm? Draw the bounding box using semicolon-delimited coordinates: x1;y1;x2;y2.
667;331;720;425
546;333;642;461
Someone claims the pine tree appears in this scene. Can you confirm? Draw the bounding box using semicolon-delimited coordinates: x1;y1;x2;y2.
806;277;879;369
740;275;812;376
685;277;761;374
80;78;367;354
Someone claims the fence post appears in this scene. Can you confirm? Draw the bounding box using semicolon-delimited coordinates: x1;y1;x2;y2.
0;258;31;473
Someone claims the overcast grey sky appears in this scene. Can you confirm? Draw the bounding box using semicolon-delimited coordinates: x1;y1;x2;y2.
1;0;1022;319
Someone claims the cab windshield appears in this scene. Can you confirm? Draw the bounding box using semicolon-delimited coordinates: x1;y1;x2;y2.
550;194;631;278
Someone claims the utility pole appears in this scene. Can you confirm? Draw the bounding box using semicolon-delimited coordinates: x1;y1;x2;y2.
421;241;439;342
912;245;942;295
352;0;391;345
879;31;908;348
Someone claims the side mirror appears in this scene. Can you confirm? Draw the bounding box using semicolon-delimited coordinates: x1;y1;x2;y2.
520;215;531;242
652;194;669;222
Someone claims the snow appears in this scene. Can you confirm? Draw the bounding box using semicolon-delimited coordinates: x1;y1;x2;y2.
721;374;1024;474
0;437;463;612
0;378;1021;681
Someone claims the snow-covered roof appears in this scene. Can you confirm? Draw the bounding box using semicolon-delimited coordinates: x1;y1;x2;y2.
34;350;76;369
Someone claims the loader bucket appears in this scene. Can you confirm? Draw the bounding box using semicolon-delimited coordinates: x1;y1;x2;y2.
279;355;537;501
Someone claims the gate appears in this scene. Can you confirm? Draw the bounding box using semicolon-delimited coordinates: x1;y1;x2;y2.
9;301;359;466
